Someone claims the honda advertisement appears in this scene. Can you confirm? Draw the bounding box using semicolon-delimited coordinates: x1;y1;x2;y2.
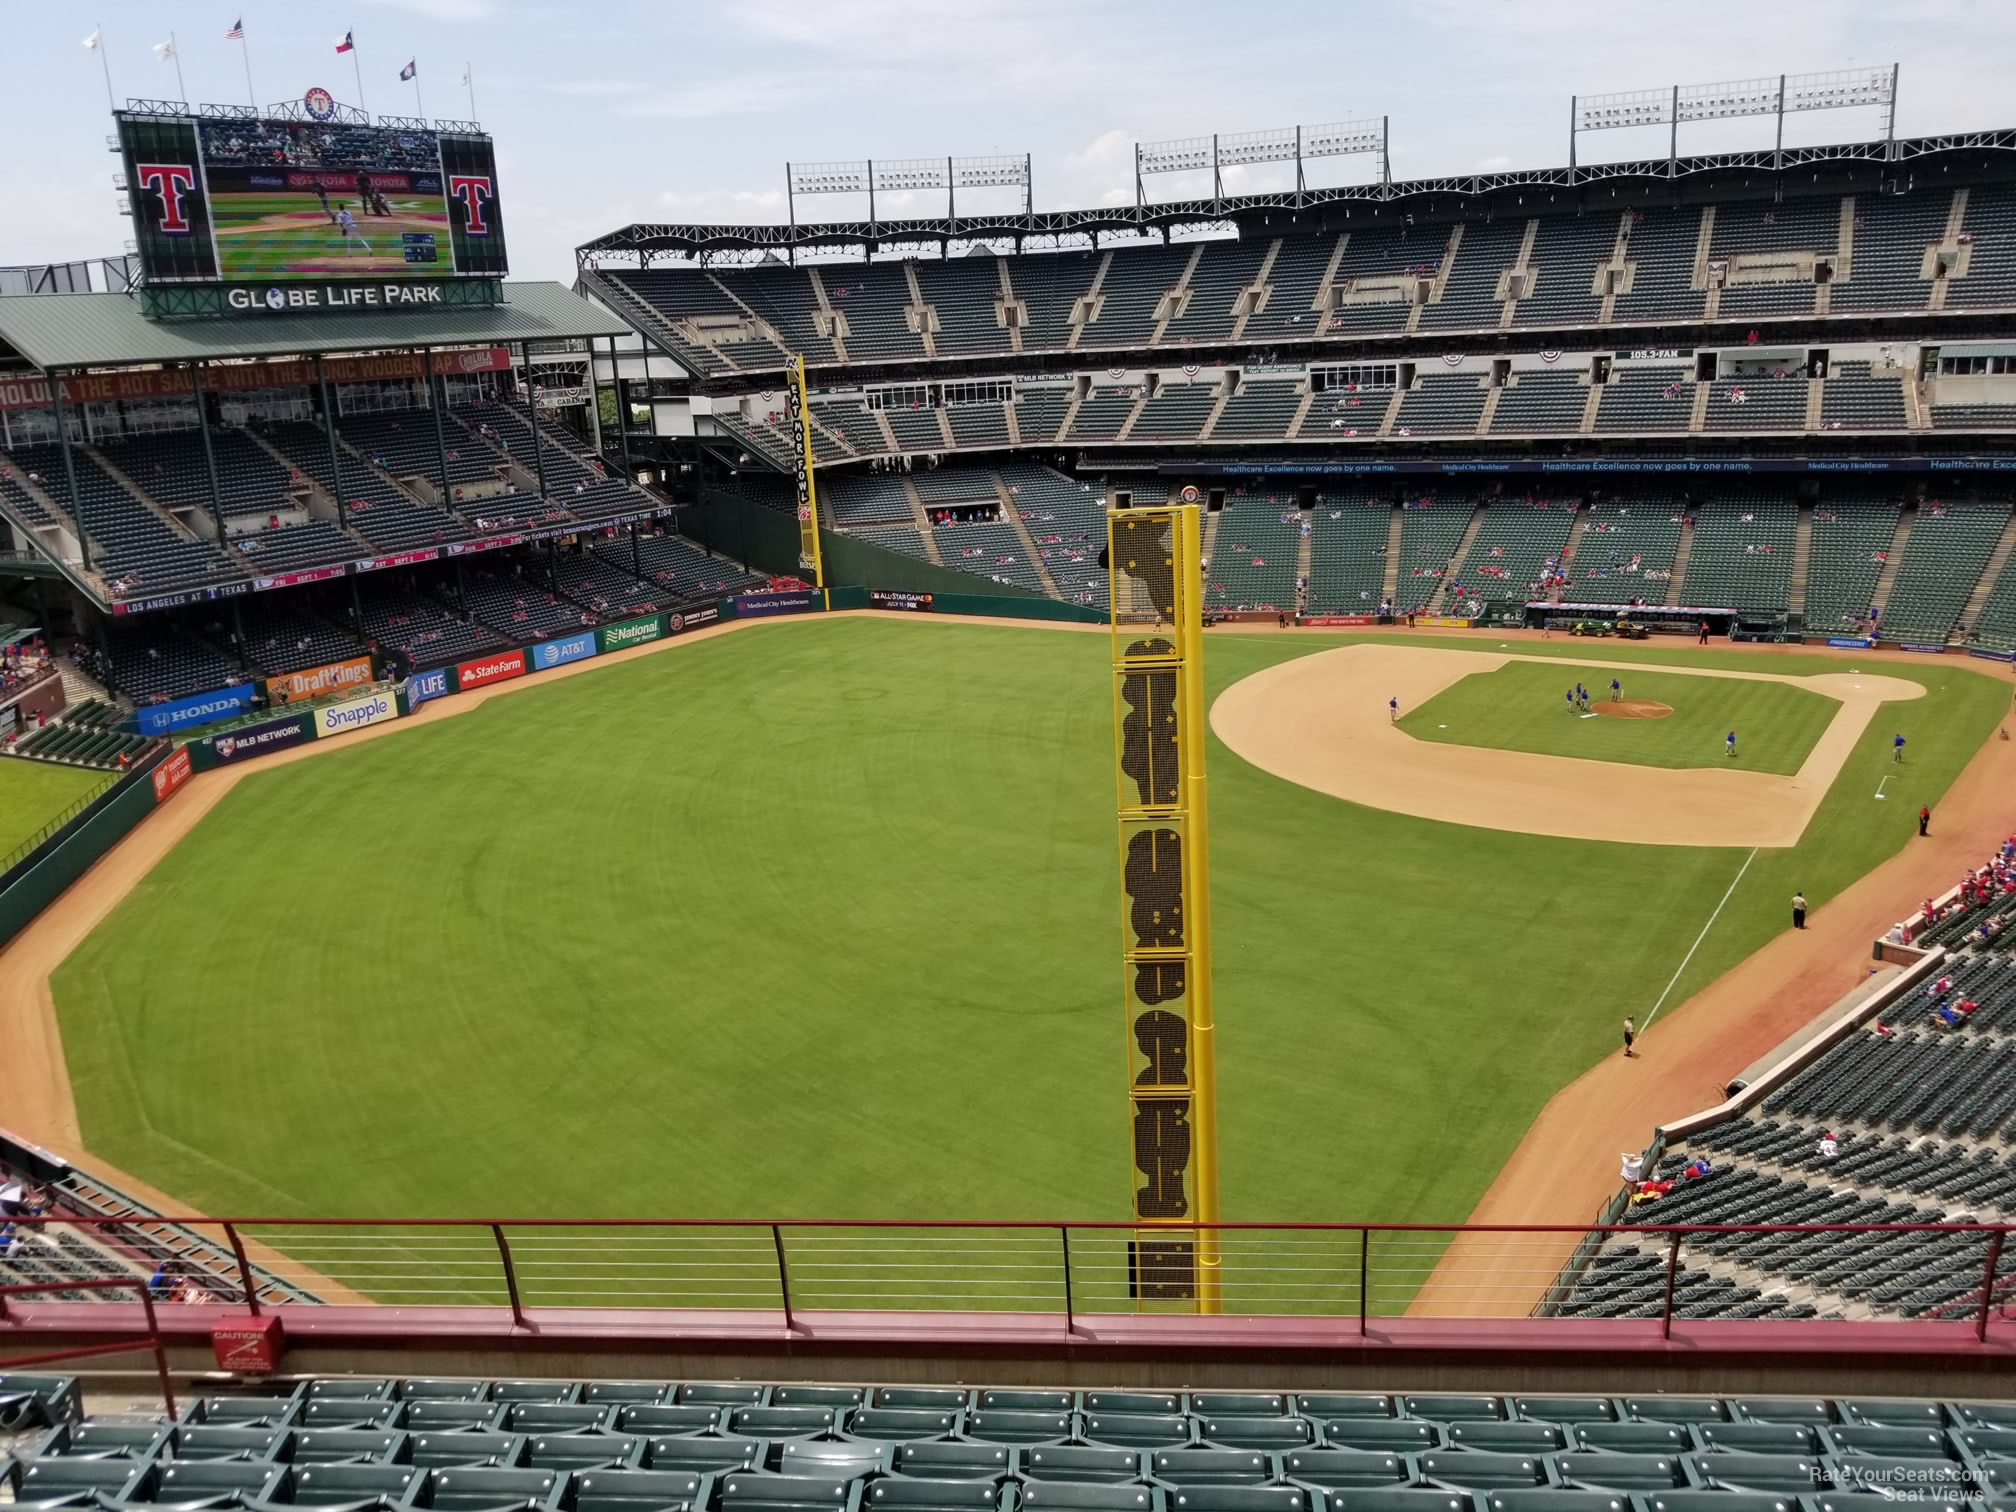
136;682;255;736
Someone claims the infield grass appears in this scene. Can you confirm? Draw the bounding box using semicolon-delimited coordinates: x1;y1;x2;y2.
0;760;108;864
50;620;2008;1311
1398;661;1840;774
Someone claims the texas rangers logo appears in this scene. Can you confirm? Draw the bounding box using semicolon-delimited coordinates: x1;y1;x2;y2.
303;87;336;121
448;175;496;235
135;163;198;234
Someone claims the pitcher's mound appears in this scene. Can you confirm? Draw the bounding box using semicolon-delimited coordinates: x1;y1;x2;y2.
1594;699;1673;720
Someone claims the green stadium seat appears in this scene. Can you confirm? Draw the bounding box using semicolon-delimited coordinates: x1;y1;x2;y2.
614;1407;721;1437
402;1384;491;1404
175;1426;295;1462
406;1405;501;1433
1320;1424;1442;1454
1644;1497;1803;1512
1510;1403;1615;1426
19;1459;153;1501
1730;1401;1834;1427
1407;1400;1505;1424
1824;1426;1954;1459
1834;1401;1945;1430
718;1472;863;1512
408;1434;526;1471
522;1435;643;1471
1486;1495;1632;1512
849;1408;958;1443
1083;1417;1195;1450
1571;1425;1692;1455
1279;1450;1411;1490
492;1385;579;1405
1020;1449;1140;1486
1148;1450;1277;1487
770;1388;865;1410
862;1479;1004;1512
1418;1453;1549;1490
1198;1423;1310;1454
184;1398;303;1429
728;1407;842;1439
873;1390;970;1412
642;1439;765;1476
1552;1453;1687;1491
273;1465;422;1506
1164;1490;1310;1512
673;1385;765;1407
1812;1499;1968;1512
1083;1395;1182;1418
1294;1399;1394;1421
1692;1426;1810;1456
497;1405;613;1435
1445;1427;1564;1454
143;1462;286;1504
1017;1484;1163;1512
1188;1398;1287;1420
1955;1403;2016;1431
1321;1492;1474;1512
34;1420;173;1458
1688;1454;1826;1492
421;1467;565;1512
308;1383;399;1403
894;1445;1015;1482
581;1385;671;1407
290;1430;409;1465
979;1392;1073;1414
1958;1428;2016;1457
302;1403;407;1431
1620;1401;1729;1425
571;1470;708;1512
775;1444;892;1479
966;1413;1076;1446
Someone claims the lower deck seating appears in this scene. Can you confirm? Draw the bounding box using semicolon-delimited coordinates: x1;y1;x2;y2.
1207;496;1303;611
1305;498;1392;612
1880;502;2011;644
356;589;511;665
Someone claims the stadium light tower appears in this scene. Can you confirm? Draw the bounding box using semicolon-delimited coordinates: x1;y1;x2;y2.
1569;64;1898;178
785;152;1032;251
1137;117;1387;214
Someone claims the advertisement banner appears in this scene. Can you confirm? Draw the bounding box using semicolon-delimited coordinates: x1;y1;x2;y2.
405;666;453;709
1895;643;1950;654
151;748;193;804
595;614;665;654
266;656;374;706
0;348;511;411
136;682;254;737
732;590;823;619
666;605;719;635
454;648;526;692
869;590;935;612
1826;636;1876;649
314;688;399;738
354;548;442;574
1303;614;1375;626
1415;616;1474;629
529;630;597;672
1970;647;2016;662
207;715;312;766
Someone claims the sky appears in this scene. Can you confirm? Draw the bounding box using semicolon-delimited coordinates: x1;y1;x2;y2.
1;0;2012;286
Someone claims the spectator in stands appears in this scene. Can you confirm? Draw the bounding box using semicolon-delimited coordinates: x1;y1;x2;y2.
1620;1152;1643;1183
1818;1131;1840;1160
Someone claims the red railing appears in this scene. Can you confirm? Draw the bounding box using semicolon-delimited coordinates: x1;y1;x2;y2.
3;1214;2013;1341
0;1276;177;1413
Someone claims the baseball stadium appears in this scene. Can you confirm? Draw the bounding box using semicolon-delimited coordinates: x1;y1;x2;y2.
5;49;2016;1492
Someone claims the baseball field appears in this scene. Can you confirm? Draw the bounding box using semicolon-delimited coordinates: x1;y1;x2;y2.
208;191;450;279
0;762;107;863
14;616;2011;1308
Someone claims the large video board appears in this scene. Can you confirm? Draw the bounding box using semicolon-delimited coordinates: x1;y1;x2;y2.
119;106;506;287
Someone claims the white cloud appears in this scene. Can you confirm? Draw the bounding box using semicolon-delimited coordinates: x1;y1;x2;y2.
357;0;495;19
542;80;649;98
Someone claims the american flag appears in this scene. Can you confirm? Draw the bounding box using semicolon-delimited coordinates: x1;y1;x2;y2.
225;18;244;38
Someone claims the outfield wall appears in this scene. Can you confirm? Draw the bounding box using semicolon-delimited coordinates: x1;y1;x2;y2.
0;749;179;950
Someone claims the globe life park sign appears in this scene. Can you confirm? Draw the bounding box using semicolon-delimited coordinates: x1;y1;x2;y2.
226;281;454;312
139;276;503;320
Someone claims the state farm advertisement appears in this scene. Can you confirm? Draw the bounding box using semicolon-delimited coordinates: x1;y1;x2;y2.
453;649;526;693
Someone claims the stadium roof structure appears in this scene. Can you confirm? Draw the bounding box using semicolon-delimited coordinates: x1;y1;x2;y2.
0;282;628;372
578;125;2016;261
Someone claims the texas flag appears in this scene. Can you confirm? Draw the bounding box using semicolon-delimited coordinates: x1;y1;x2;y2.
335;29;354;53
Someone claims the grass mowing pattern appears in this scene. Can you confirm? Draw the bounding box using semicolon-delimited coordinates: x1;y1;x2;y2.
0;761;110;864
210;190;450;280
50;622;2007;1310
1398;661;1840;774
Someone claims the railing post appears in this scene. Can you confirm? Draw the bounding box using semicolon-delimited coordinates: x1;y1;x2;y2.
1977;1228;2006;1343
1358;1228;1369;1333
221;1223;261;1317
1060;1226;1076;1335
490;1223;527;1329
771;1223;797;1334
1660;1230;1683;1339
134;1279;178;1418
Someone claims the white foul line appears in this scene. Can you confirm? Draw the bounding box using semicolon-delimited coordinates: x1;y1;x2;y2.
1875;774;1891;800
1641;846;1760;1033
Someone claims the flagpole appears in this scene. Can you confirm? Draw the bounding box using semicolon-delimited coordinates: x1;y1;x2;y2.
94;22;115;113
240;27;257;109
413;71;425;120
169;31;186;103
352;41;367;113
464;62;476;120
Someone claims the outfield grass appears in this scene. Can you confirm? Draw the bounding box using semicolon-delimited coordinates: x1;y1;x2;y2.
1398;661;1840;774
0;760;108;864
49;622;2008;1309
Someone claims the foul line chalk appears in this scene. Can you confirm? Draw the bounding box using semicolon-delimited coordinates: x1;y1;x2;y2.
1642;846;1759;1034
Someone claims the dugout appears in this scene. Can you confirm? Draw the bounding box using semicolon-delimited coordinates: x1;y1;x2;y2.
1524;600;1740;637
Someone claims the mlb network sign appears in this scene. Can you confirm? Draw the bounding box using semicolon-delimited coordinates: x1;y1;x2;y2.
227;282;453;314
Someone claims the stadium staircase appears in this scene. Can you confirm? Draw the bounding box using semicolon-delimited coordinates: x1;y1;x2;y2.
1473;385;1503;436
1226;237;1281;343
1381;508;1404;604
1869;508;1914;617
1294;515;1314;592
1201;504;1222;569
994;475;1061;597
1428;503;1486;612
1789;503;1815;620
1065;252;1112;351
1929;189;1971;311
803;268;848;364
83;446;237;565
1556;506;1591;589
898;481;946;567
53;656;114;711
1959;512;2016;635
1663;517;1695;607
240;430;379;555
